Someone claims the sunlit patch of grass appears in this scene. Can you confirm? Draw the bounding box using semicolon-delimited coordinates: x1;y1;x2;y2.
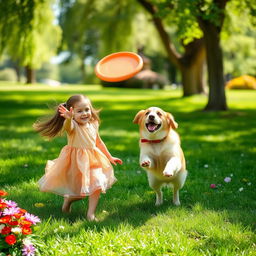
0;83;255;255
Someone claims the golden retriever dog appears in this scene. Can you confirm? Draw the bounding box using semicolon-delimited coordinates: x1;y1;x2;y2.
133;107;187;206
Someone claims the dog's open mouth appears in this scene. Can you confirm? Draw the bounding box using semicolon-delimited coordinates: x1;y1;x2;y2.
146;122;161;132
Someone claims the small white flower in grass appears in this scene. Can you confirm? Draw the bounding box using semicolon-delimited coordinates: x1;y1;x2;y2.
241;153;244;157
224;177;231;183
247;182;251;186
137;170;141;174
230;173;233;177
238;187;244;192
204;164;209;168
54;229;58;233
59;225;65;230
24;164;28;168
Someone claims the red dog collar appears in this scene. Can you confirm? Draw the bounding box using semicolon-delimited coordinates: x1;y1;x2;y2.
140;137;166;143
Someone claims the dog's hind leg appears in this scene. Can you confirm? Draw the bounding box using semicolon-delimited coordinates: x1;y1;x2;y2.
172;186;180;206
147;173;163;206
172;170;187;206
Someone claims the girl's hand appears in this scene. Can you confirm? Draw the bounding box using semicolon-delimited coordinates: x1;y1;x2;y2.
109;157;123;166
58;105;73;119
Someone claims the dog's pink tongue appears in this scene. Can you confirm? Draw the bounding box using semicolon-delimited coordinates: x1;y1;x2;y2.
148;123;157;131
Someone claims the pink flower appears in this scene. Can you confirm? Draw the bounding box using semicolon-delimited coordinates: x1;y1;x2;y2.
3;207;20;216
4;200;18;208
22;243;36;256
24;213;41;224
210;184;216;189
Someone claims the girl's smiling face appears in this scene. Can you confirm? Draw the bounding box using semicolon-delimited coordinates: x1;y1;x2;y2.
73;99;92;125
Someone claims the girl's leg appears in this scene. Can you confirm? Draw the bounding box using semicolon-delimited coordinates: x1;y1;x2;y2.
87;190;101;221
62;197;82;213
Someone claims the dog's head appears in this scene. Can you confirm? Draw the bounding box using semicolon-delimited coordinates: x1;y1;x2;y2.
133;107;178;139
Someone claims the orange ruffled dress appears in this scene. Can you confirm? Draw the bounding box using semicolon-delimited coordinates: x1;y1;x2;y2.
38;120;117;198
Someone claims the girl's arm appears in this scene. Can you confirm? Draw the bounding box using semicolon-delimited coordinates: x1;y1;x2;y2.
96;133;123;165
58;105;74;133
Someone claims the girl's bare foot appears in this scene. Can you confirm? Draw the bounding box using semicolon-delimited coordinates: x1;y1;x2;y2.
86;214;98;222
62;198;71;213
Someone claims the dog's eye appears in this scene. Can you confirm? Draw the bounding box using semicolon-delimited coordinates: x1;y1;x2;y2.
145;111;150;116
157;112;162;117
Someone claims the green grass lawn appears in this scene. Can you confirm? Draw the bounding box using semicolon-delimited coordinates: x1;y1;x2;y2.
0;82;255;255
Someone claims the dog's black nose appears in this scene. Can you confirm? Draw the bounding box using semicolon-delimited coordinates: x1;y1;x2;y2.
149;115;155;120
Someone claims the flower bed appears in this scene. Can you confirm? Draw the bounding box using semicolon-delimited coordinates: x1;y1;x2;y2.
0;190;41;256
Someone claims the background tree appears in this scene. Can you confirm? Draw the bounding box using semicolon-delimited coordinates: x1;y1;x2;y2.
0;0;61;83
137;0;207;96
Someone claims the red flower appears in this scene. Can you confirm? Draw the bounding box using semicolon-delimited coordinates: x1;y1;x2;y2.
5;234;16;245
22;227;32;235
0;190;8;197
13;213;22;219
0;202;7;208
0;216;11;223
1;226;12;235
9;220;19;226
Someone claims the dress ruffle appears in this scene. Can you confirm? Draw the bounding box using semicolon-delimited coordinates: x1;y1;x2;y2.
38;145;117;197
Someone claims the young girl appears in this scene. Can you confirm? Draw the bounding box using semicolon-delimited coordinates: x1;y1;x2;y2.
34;94;122;221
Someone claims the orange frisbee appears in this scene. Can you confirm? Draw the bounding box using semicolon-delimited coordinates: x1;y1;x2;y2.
95;52;143;82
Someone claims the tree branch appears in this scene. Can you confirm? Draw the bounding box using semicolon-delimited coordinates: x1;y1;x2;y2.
137;0;182;69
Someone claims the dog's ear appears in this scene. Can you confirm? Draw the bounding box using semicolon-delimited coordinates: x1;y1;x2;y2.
133;110;145;124
166;112;178;129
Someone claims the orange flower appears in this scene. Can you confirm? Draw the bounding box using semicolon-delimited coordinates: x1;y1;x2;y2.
1;226;12;235
20;219;32;227
0;216;11;223
22;227;32;235
19;209;27;214
5;234;16;245
0;190;8;197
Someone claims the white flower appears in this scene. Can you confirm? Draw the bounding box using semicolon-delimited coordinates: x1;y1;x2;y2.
0;224;5;232
23;238;33;246
247;182;251;186
204;164;209;168
59;225;65;230
11;227;22;234
224;177;231;183
230;173;233;177
238;187;244;192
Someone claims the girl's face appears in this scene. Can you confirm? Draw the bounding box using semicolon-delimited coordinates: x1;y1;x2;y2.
72;99;92;125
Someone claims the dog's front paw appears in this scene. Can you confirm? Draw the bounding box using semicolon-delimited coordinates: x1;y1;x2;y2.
141;160;151;168
163;170;174;177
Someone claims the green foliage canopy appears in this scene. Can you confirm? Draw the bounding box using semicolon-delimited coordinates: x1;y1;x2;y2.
0;0;61;69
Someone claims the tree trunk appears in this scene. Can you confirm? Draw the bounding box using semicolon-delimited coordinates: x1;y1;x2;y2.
199;20;227;110
137;0;206;96
181;42;206;96
81;60;86;83
25;65;36;84
13;63;21;82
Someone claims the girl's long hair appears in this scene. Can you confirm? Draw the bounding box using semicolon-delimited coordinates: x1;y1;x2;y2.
33;94;100;139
